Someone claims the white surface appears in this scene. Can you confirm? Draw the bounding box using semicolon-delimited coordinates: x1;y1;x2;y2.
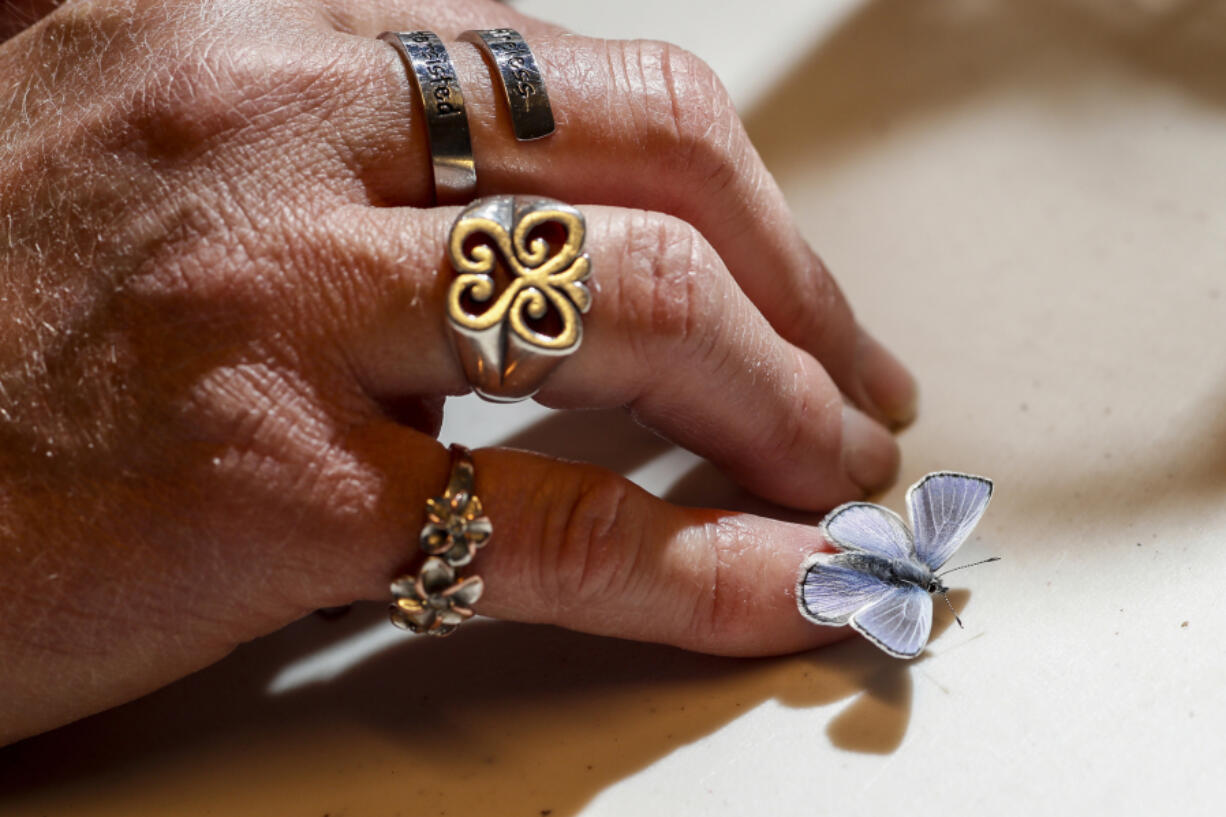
5;1;1225;815
516;0;864;107
505;0;1226;813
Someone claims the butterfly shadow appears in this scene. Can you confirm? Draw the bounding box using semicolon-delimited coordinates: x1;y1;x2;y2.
799;589;968;755
662;463;972;754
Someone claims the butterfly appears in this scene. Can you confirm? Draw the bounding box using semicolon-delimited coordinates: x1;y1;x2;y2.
796;471;997;659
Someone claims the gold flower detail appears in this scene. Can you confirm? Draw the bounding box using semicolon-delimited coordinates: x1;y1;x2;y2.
448;204;591;352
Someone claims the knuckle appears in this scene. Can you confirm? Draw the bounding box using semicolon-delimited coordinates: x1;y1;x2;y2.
617;212;723;362
534;468;639;609
103;20;353;165
24;3;352;153
684;517;755;646
780;252;849;345
756;351;813;455
180;359;306;451
655;40;731;131
758;353;838;463
616;39;743;195
134;200;290;312
135;40;323;153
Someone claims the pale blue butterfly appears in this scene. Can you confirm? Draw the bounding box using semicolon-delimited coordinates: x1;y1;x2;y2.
796;471;997;659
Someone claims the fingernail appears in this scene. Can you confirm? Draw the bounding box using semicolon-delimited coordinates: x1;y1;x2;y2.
841;404;900;494
857;329;919;428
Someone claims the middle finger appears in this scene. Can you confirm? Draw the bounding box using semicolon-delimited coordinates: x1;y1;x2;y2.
317;203;899;510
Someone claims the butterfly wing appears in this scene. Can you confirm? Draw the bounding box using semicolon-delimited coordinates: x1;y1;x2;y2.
821;502;915;561
906;471;994;571
796;552;895;626
850;583;933;659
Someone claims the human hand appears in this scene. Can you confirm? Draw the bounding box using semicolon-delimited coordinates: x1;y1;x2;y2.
0;0;916;744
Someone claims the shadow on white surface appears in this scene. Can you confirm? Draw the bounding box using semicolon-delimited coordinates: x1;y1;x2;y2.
665;457;838;518
495;406;672;473
12;1;1226;813
0;592;968;814
744;0;1226;173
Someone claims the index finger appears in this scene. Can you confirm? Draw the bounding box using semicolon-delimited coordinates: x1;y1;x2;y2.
344;429;843;656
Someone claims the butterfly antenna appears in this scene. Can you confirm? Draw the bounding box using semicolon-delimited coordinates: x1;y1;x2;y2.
938;556;1001;577
940;592;964;629
936;557;1000;629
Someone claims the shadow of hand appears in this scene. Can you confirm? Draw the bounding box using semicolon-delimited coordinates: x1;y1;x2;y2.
1;592;970;812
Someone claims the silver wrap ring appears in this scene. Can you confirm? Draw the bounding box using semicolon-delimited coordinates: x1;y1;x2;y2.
446;195;592;402
379;31;478;204
460;28;556;141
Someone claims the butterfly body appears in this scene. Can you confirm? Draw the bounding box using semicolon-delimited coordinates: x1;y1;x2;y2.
796;471;994;659
840;553;946;596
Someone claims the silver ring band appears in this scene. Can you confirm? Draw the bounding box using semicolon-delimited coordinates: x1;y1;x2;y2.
379;31;477;204
447;195;591;402
460;28;555;141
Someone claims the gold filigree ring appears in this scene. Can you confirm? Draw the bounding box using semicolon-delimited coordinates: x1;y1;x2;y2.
446;196;592;402
389;445;490;636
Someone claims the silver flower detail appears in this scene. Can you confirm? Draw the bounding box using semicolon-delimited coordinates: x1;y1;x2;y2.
420;490;492;567
388;557;484;637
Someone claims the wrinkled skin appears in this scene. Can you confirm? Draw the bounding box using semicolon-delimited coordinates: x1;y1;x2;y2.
0;0;917;745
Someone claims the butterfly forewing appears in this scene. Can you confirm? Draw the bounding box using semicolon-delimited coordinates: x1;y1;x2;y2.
796;552;895;625
849;583;933;659
906;472;993;571
821;502;915;561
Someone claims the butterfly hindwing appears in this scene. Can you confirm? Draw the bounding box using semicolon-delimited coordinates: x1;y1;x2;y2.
906;472;994;571
821;502;915;561
796;552;894;626
850;583;934;659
